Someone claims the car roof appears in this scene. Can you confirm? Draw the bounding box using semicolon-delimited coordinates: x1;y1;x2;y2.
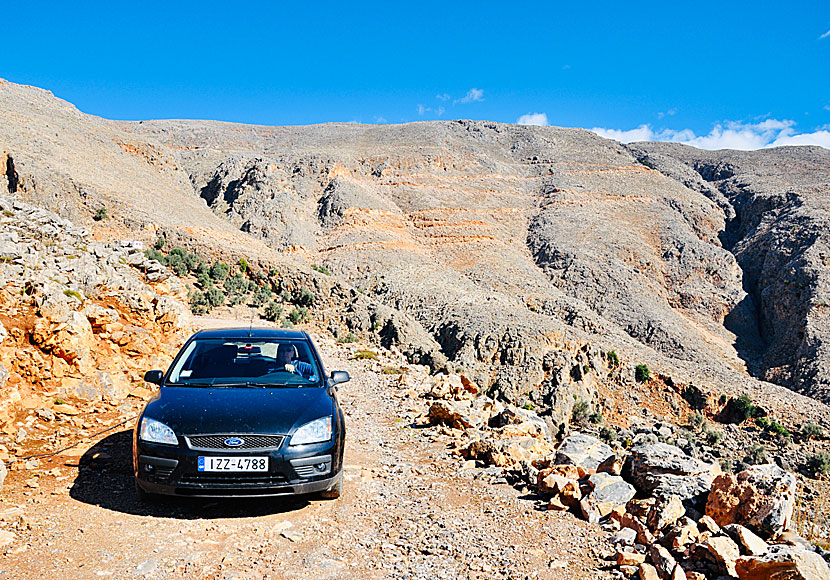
190;328;309;341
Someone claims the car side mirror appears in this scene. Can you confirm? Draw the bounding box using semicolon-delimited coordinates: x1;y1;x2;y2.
144;370;164;385
330;371;350;385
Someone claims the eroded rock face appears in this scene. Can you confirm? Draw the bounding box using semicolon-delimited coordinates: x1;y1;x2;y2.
625;442;721;504
705;464;797;538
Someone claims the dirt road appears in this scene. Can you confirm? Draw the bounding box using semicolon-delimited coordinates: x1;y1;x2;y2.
0;335;606;579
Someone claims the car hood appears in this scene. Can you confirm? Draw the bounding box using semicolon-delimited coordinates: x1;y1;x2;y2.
143;385;333;435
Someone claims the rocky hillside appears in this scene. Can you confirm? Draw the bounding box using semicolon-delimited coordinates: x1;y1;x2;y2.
2;78;830;432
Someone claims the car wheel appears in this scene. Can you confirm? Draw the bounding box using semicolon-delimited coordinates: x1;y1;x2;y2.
319;472;343;500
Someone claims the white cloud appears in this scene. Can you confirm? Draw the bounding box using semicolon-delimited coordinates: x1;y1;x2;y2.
657;108;677;119
820;29;830;39
456;88;484;104
824;104;830;111
436;106;445;116
417;104;426;116
517;112;548;126
436;93;451;101
374;116;387;124
590;118;830;150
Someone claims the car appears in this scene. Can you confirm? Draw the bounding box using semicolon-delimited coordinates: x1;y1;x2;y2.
133;327;349;500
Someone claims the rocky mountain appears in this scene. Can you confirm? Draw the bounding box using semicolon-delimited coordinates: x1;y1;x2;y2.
2;78;830;432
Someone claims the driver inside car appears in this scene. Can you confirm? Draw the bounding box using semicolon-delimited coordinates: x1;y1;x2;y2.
276;343;314;378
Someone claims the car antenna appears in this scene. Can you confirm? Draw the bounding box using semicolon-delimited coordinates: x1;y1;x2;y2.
248;310;254;337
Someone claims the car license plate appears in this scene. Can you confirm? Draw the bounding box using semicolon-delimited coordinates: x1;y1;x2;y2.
197;456;269;472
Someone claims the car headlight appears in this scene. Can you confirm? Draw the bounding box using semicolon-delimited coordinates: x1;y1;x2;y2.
290;416;332;446
139;418;178;445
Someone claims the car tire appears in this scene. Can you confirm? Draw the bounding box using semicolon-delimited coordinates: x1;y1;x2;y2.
319;472;343;500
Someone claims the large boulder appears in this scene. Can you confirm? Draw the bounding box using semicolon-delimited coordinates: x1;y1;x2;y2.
705;464;797;538
625;442;721;504
555;432;615;471
736;544;830;580
584;472;636;516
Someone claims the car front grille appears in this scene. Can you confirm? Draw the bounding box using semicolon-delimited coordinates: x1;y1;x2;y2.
185;434;285;451
179;473;288;485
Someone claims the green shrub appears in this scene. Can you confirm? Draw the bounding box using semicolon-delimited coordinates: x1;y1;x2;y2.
768;421;790;437
288;306;309;324
599;426;617;444
726;394;758;423
196;272;212;290
291;287;315;307
689;412;705;430
184;252;203;273
635;364;650;383
153;237;165;250
801;423;824;440
337;332;359;344
744;444;767;465
262;301;283;322
607;350;620;368
704;426;724;445
589;411;603;424
682;384;708;411
521;403;535;411
250;285;272;307
144;248;166;263
352;350;378;360
572;400;589;423
756;416;770;429
205;286;225;308
239;257;248;272
280;318;294;328
806;452;830;478
166;252;188;276
312;264;330;275
382;366;406;375
189;291;208;315
209;261;230;282
93;207;108;221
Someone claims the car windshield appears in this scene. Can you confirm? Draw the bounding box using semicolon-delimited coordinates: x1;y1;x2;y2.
167;338;322;387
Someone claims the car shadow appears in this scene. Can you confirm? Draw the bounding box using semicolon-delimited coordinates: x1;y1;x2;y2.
69;429;312;519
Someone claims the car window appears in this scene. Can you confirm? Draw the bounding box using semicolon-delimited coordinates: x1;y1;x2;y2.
167;339;321;386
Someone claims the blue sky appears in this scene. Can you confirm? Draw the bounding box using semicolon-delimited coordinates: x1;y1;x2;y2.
4;1;830;149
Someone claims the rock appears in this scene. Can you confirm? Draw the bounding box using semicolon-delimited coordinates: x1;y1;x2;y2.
649;544;677;579
698;515;720;534
58;377;102;402
53;404;81;415
700;535;740;577
585;472;636;516
0;321;7;345
555;432;615;470
736;544;830;579
639;563;660;580
617;550;646;566
647;495;685;531
663;517;699;553
671;566;686;580
626;442;721;504
597;453;624;476
83;304;120;328
153;295;192;330
621;513;655;545
0;459;6;493
96;371;130;401
723;524;769;556
428;400;478;429
610;527;638;547
705;464;797;538
579;498;601;524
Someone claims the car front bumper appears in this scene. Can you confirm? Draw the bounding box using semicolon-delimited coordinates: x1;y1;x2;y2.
134;438;342;498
